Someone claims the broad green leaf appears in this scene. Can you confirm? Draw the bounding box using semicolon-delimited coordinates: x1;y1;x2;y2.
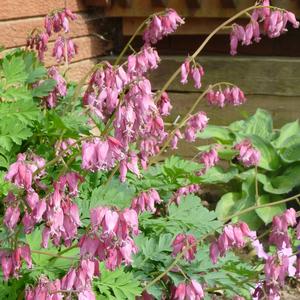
242;109;273;140
255;194;286;225
197;125;234;143
273;120;300;148
280;142;300;163
260;163;300;194
199;166;238;184
215;192;242;221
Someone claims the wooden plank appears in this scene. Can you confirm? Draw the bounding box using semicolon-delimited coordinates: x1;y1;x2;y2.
122;17;249;35
104;0;300;17
0;13;104;49
146;56;300;96
64;58;99;81
0;0;88;21
165;92;300;158
85;0;112;7
186;0;202;8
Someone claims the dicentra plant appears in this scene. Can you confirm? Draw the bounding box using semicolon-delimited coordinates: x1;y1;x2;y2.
0;1;300;299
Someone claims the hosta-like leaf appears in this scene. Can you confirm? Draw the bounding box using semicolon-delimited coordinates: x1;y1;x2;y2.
255;194;286;225
272;120;300;148
197;125;234;143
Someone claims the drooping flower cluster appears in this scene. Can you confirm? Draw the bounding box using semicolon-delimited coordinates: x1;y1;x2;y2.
81;137;124;171
170;129;183;150
210;222;251;264
206;86;246;107
42;172;83;248
26;259;98;300
131;189;162;213
157;92;173;116
172;233;197;262
0;244;32;281
26;8;78;62
234;139;261;167
143;9;184;44
26;31;49;61
230;0;299;55
172;280;204;300
184;112;209;142
170;184;200;205
44;8;77;35
55;138;77;157
253;245;297;300
43;66;67;108
79;207;139;270
181;59;205;88
52;36;78;63
269;208;297;249
198;147;219;174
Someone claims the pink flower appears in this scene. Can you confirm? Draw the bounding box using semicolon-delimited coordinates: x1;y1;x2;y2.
172;233;197;262
4;205;20;231
131;189;162;213
173;280;204;300
52;36;77;63
157;92;172;116
143;9;184;44
170;129;183;150
234;139;260;167
184;112;209;142
198;147;219;174
191;65;204;89
206;86;246;107
180;59;190;84
269;208;297;249
210;222;250;264
170;184;200;205
5;153;33;190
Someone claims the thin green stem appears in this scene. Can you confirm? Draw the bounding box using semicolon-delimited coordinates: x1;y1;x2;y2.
222;192;300;223
48;243;79;262
31;249;78;260
114;17;150;66
156;5;280;100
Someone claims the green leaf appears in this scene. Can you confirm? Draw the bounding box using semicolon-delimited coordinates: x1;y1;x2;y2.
273;120;300;148
26;66;47;84
162;156;201;180
32;79;56;97
199;166;238;184
1;85;32;102
94;263;142;300
135;233;173;262
0;99;40;125
167;195;222;237
89;178;135;210
260;163;300;194
280;142;300;163
255;194;286;225
215;192;242;221
242;109;273;140
197;125;234;143
2;56;27;84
